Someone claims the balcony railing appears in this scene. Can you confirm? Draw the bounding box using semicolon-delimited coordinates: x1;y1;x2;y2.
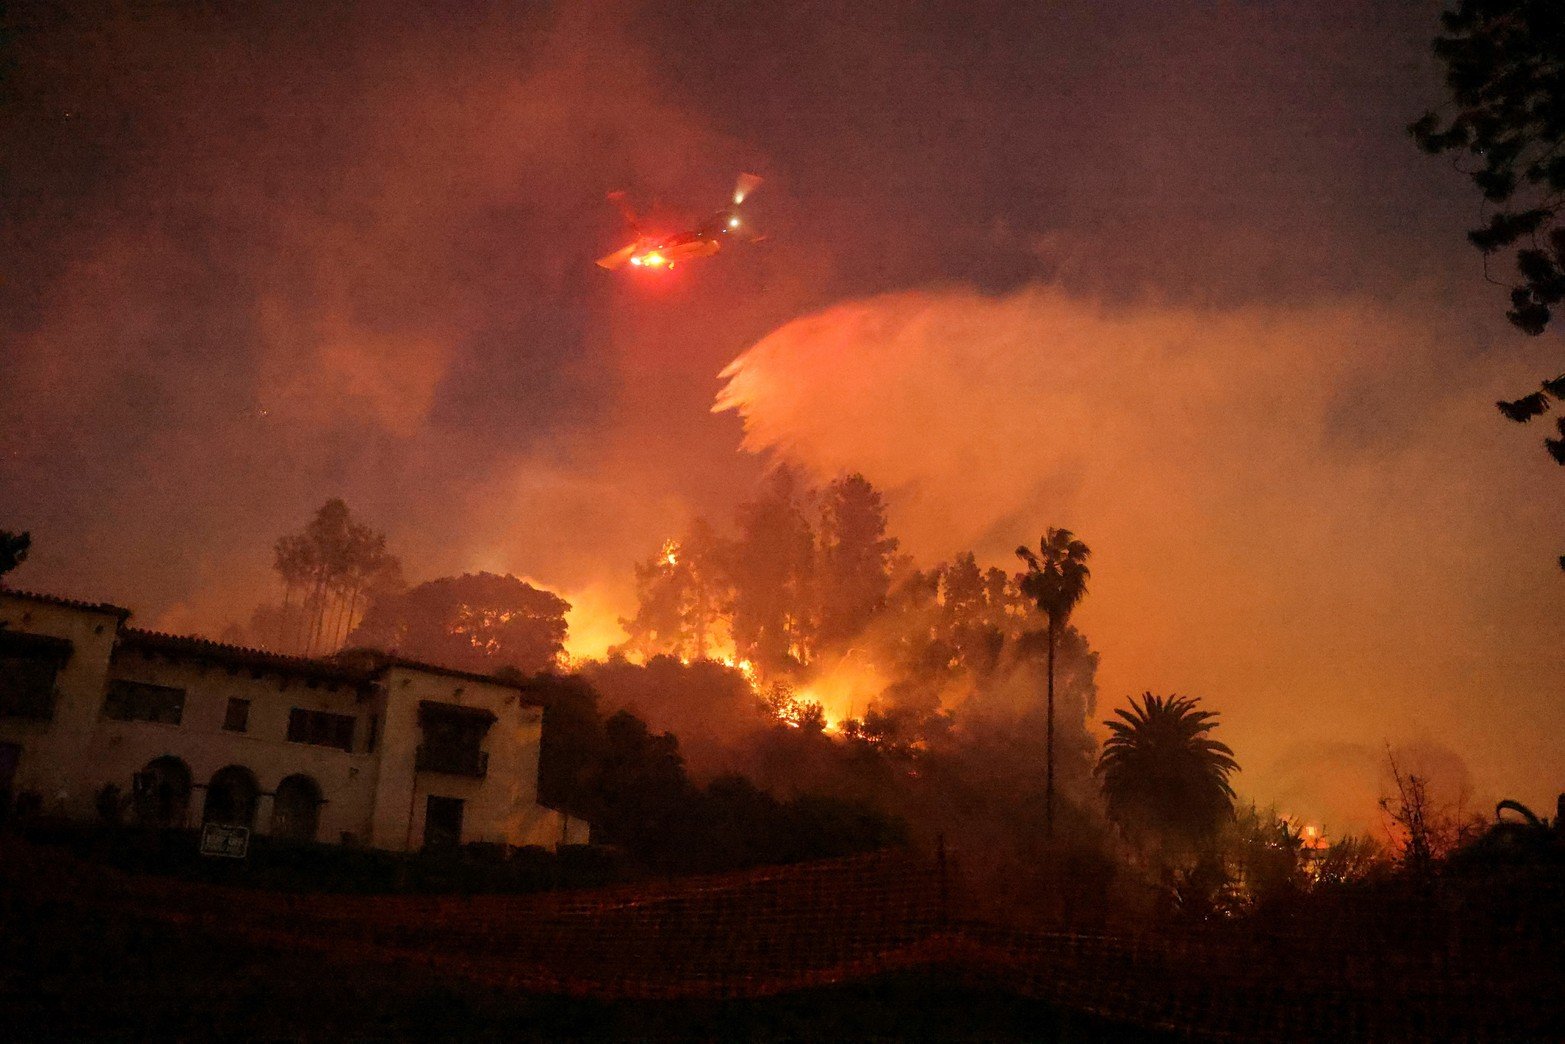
415;744;488;779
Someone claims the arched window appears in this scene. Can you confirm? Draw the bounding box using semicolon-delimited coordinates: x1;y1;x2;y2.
270;774;322;842
133;755;191;828
202;765;259;828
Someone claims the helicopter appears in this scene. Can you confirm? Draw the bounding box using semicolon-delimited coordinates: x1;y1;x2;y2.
595;173;763;271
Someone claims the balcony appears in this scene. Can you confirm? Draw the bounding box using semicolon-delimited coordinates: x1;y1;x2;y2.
415;744;488;779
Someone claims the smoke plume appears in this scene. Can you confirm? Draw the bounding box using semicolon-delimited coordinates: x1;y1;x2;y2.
716;285;1565;831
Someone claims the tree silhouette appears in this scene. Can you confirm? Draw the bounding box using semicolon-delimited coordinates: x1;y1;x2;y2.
816;473;898;647
620;540;690;661
1016;528;1091;838
619;519;730;662
620;473;902;669
0;530;30;582
1411;1;1565;338
1097;693;1238;854
728;468;817;672
584;654;761;759
1409;1;1565;563
348;571;569;675
269;500;402;654
530;673;607;822
587;710;694;862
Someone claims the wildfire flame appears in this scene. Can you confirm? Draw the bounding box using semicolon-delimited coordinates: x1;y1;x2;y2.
720;654;756;680
559;537;879;734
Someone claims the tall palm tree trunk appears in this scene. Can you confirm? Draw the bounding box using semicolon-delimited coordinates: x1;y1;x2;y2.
1046;616;1056;840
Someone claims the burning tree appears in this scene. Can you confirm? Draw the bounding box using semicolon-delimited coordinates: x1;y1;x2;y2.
601;472;1117;892
816;474;899;647
618;519;729;662
613;473;1102;768
759;680;827;733
728;467;819;672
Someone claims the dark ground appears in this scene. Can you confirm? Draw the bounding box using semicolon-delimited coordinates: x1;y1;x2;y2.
1;892;1158;1041
6;833;1561;1041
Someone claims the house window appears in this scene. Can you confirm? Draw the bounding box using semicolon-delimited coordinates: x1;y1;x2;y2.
0;631;69;721
366;713;380;754
103;680;185;725
423;795;464;849
223;698;250;733
415;701;495;778
0;657;58;720
286;708;354;751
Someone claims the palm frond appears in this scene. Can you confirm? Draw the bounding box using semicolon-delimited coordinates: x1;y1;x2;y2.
1016;528;1093;625
1096;691;1239;844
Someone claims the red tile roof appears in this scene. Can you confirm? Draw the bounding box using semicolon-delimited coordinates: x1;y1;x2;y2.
3;587;542;698
117;632;541;700
118;628;376;687
0;587;133;620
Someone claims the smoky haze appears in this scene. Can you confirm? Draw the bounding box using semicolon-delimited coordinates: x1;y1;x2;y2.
2;2;1560;830
715;286;1564;831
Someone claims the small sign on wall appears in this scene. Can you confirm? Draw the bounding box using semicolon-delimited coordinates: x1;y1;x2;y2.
200;822;250;859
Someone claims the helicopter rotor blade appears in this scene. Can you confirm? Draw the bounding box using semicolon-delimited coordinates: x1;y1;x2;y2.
595;243;639;271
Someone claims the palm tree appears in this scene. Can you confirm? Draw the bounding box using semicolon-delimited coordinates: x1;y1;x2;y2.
1097;693;1238;854
1016;528;1091;838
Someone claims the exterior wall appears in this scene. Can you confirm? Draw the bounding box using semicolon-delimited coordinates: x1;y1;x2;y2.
0;595;122;814
368;666;422;850
100;648;383;842
371;665;556;851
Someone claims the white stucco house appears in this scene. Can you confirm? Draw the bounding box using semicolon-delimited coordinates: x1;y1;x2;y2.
0;588;588;851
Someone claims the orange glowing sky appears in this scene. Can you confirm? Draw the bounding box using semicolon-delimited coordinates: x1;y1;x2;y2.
2;1;1560;832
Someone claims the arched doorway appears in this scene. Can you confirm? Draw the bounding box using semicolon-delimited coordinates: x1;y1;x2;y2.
270;774;322;842
133;756;191;827
202;765;259;828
